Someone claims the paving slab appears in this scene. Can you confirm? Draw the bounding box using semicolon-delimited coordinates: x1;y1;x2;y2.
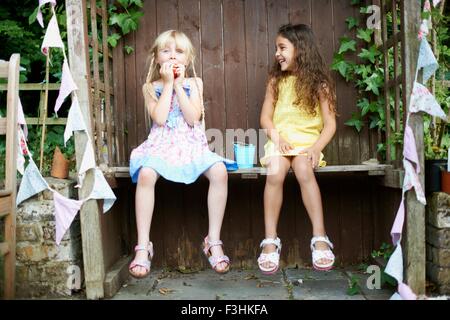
113;268;289;300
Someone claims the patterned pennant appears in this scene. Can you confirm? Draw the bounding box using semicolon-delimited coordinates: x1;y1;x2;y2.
87;168;117;213
403;125;420;173
16;160;49;205
64;95;87;146
409;82;446;119
53;191;83;245
418;38;438;83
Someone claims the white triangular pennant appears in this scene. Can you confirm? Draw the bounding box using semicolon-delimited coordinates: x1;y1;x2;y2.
54;59;78;115
41;14;64;55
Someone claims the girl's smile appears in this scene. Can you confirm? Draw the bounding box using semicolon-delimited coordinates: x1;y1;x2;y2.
275;35;296;71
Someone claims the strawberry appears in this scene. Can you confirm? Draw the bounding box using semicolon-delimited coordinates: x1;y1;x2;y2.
172;64;178;78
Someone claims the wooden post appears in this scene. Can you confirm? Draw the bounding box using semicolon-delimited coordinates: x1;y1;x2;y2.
65;0;105;299
402;0;425;295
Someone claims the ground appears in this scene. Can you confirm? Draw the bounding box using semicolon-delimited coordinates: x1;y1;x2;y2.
111;267;394;300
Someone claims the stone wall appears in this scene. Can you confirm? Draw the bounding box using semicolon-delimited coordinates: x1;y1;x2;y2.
15;178;83;298
426;192;450;295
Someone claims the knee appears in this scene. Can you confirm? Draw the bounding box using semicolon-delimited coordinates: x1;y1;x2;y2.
209;163;228;185
137;167;158;186
293;163;313;184
266;170;286;186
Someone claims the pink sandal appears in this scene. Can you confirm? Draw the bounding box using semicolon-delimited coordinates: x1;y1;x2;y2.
129;242;154;279
202;236;230;274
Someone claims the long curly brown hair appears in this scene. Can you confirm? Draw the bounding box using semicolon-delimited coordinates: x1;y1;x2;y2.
270;24;337;116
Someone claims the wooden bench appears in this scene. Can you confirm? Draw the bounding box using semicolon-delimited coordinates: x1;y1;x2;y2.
108;164;392;179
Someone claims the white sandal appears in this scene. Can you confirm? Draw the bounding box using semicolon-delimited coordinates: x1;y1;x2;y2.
257;237;282;275
310;236;335;271
129;242;154;279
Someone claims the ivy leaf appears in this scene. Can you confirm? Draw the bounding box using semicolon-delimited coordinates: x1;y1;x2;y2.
338;37;357;54
129;0;144;7
124;45;134;54
107;33;121;47
331;54;354;80
346;17;359;30
28;6;39;25
357;98;370;116
364;73;382;96
109;13;127;27
345;113;364;132
356;28;373;43
351;0;361;5
358;45;380;63
117;0;130;8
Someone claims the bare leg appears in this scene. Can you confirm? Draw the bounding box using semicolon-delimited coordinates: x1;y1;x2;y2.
260;156;291;269
291;155;332;265
203;162;229;272
131;167;159;277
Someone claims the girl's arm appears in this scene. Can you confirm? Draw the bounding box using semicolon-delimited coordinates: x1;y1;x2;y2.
260;79;293;153
174;71;202;126
302;85;336;168
143;62;174;126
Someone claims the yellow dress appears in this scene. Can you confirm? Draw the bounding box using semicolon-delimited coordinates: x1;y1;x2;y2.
260;76;326;167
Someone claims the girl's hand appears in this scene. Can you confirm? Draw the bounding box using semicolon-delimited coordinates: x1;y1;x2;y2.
300;147;321;168
160;62;175;84
173;63;185;86
278;136;294;154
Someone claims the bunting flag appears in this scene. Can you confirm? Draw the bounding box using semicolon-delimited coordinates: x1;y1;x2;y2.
36;0;57;28
433;0;442;7
54;59;78;115
403;125;420;173
87;168;117;213
409;82;447;119
17;98;28;138
16;160;50;205
64;96;87;146
78;140;96;177
418;38;439;83
53;191;83;245
41;14;64;55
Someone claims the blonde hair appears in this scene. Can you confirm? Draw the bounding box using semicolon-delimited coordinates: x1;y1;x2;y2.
143;30;205;128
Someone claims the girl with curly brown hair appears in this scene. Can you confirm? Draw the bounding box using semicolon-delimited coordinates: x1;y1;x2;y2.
258;23;337;274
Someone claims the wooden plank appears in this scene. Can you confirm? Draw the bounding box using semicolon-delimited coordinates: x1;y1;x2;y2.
0;83;60;91
0;195;11;218
25;117;67;125
0;118;6;135
156;0;178;33
4;53;19;300
112;36;127;165
201;0;226;132
244;0;269;155
135;0;156;143
124;31;138;156
334;0;361;165
66;0;105;300
90;0;103;163
103;255;131;298
0;60;8;78
312;0;339;165
381;0;391;163
0;242;10;257
289;0;311;25
401;0;425;295
100;0;113;165
179;0;202;77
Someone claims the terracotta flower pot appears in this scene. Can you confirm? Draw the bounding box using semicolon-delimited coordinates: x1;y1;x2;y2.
441;169;450;195
51;146;70;179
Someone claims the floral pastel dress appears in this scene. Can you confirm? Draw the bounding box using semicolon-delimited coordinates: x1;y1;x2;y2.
129;81;236;184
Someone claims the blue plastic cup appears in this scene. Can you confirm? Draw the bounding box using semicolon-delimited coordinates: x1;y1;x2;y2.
234;143;256;169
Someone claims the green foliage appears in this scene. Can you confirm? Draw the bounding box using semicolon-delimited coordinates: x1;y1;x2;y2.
331;4;398;161
108;0;144;54
347;275;362;296
371;242;397;288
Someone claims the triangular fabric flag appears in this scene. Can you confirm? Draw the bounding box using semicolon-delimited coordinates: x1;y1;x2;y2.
36;0;57;28
54;59;78;115
64;95;87;146
16;160;49;205
390;293;403;300
398;282;418;300
79;140;96;176
418;38;438;83
403;159;426;205
409;82;446;119
86;168;116;213
433;0;442;7
53;191;83;245
17;127;28;175
17;98;28;138
41;14;64;55
403;125;420;173
385;244;404;284
390;196;405;245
